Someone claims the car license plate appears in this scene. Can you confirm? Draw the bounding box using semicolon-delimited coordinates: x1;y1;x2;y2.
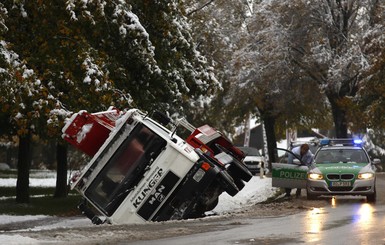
331;181;351;187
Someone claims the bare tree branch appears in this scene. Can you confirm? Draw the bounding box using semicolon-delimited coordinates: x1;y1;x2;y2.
187;0;215;16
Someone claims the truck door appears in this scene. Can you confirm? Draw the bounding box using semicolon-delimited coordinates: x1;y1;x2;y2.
272;148;309;189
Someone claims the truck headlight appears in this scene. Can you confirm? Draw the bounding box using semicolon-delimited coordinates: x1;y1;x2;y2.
358;173;374;180
308;173;323;180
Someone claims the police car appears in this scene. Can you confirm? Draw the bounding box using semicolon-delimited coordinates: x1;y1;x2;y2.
272;138;380;202
306;138;380;202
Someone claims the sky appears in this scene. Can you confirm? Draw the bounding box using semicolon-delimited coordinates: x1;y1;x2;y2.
0;174;277;244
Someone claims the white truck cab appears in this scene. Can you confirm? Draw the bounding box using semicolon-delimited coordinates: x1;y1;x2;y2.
63;108;252;224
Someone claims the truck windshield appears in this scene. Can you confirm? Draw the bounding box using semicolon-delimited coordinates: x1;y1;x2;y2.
85;123;167;216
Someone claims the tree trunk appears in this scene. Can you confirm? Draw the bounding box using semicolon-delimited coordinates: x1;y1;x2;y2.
44;139;57;169
6;145;14;168
16;133;32;203
263;115;278;170
329;98;348;138
54;141;68;198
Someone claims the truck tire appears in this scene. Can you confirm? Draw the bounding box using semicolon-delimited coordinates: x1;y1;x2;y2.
217;170;239;197
188;197;219;219
228;159;253;182
214;144;252;182
234;177;245;191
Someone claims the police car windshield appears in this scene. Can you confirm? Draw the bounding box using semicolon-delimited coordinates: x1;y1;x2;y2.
315;148;369;164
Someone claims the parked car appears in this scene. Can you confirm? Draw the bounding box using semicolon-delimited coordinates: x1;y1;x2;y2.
237;146;266;175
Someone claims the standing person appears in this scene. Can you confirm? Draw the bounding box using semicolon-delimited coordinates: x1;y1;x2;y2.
285;143;314;198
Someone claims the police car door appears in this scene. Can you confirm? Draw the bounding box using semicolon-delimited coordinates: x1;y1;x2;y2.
272;148;309;189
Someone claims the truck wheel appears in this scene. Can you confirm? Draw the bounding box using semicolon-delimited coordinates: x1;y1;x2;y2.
215;144;252;182
234;177;245;191
218;170;239;197
189;196;219;219
228;159;253;182
205;196;219;211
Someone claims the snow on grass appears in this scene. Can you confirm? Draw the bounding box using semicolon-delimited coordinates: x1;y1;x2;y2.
0;178;57;187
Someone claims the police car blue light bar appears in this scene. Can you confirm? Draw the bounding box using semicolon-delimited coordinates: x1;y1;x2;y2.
319;138;363;146
319;138;330;146
353;138;363;145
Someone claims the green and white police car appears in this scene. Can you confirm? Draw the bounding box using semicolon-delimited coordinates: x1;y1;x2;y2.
307;138;380;202
272;139;381;202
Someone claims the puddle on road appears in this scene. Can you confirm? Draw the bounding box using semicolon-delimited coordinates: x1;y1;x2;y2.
306;200;376;232
235;236;302;245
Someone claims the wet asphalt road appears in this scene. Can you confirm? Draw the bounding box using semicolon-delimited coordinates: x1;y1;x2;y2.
128;173;385;245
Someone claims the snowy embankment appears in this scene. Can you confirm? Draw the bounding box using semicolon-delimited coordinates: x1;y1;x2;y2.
0;173;277;244
212;176;276;214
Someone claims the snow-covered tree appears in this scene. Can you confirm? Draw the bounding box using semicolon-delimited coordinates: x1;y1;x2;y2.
3;0;121;199
182;0;251;129
221;1;331;163
288;0;385;138
222;0;385;163
1;0;220;201
351;1;385;129
0;5;55;202
129;0;220;118
61;0;219;117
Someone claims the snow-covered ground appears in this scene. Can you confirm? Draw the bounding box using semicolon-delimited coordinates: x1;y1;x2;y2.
211;176;276;214
0;174;277;244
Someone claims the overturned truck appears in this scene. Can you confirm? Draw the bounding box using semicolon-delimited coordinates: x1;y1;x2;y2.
62;108;252;224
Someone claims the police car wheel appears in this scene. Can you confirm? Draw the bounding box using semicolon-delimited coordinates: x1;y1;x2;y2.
366;188;376;203
306;191;318;200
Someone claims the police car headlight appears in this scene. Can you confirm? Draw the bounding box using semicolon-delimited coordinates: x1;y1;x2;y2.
308;173;323;180
358;173;374;180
